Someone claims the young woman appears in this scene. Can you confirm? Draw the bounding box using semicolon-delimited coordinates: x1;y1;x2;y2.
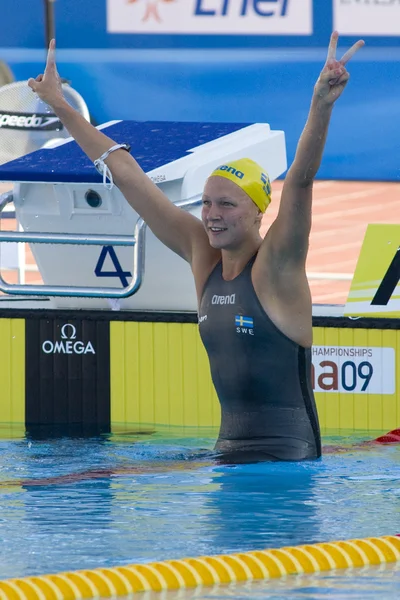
28;33;364;462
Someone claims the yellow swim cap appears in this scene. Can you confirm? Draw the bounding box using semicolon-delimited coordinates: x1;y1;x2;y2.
209;158;272;213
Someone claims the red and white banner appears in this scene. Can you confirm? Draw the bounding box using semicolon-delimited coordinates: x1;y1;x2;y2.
334;0;400;36
107;0;313;35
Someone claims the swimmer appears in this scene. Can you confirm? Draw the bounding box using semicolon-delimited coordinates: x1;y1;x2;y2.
28;32;364;463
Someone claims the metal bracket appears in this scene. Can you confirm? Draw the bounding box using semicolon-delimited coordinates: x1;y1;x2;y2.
0;192;201;298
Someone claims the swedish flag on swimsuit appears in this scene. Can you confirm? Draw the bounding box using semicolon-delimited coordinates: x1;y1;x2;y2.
235;315;254;328
209;158;272;213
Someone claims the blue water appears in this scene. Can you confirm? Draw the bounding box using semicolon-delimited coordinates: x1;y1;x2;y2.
144;564;400;599
0;427;400;598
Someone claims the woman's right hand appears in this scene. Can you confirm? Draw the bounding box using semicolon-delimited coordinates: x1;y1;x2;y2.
28;39;65;109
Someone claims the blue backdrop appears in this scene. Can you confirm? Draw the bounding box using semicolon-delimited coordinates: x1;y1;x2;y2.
1;1;399;181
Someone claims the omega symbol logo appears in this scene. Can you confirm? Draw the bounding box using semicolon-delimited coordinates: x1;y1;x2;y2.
60;324;77;340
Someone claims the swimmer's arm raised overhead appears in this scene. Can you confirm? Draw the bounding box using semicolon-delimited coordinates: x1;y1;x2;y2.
28;40;209;265
265;32;365;266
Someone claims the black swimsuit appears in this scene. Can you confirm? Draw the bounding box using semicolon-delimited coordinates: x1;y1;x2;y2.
198;256;321;462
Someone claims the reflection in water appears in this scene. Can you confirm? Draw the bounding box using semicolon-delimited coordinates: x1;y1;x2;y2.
202;461;321;553
141;562;400;600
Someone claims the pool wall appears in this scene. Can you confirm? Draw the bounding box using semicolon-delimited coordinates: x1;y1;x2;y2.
0;310;398;434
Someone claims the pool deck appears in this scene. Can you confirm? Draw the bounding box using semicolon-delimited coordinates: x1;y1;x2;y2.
263;179;400;305
1;179;399;306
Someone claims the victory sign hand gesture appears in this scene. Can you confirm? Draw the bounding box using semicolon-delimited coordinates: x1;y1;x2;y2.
315;31;365;105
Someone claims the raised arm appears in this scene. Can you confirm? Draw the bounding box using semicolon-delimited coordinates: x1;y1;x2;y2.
28;40;208;264
267;32;365;265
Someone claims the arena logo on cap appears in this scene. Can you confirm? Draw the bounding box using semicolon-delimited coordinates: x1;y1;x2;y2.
107;0;312;35
218;165;244;179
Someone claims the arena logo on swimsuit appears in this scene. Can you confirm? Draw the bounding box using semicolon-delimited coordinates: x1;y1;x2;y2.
212;294;236;304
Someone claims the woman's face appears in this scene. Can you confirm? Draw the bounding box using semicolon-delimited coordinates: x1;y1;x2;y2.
201;176;262;250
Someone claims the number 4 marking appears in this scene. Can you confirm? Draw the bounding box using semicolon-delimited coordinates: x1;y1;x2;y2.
95;246;132;288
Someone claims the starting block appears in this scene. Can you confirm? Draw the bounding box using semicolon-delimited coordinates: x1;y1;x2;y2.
0;120;287;311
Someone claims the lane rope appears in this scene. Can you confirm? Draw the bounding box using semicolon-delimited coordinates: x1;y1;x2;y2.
1;535;399;599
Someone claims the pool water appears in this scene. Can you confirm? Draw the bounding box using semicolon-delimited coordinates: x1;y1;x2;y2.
0;426;400;598
141;563;400;599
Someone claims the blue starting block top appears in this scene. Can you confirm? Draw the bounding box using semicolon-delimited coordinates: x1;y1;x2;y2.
0;120;249;184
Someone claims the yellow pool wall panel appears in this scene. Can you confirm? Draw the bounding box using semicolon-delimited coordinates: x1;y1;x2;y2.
111;321;400;433
0;314;399;434
110;321;220;428
0;318;25;426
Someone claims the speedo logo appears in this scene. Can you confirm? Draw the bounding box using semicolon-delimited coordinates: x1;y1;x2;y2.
217;165;244;180
212;294;236;305
0;112;63;131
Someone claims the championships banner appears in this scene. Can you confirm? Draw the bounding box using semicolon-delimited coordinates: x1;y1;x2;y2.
107;0;313;35
312;346;395;395
334;0;400;36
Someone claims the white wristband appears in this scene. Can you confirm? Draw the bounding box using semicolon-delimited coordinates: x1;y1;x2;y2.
94;143;131;190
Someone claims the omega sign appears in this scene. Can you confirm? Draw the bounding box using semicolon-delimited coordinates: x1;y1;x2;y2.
42;324;96;355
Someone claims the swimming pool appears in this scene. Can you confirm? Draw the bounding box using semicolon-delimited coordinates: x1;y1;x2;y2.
142;563;400;599
0;427;399;598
